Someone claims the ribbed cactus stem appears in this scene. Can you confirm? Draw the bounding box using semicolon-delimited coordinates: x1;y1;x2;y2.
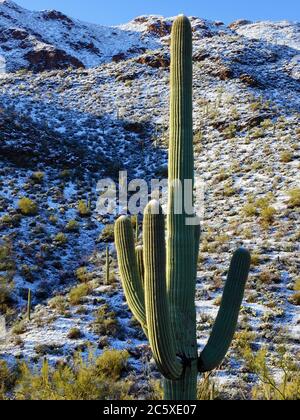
165;15;198;399
135;215;139;243
135;245;144;285
114;15;251;401
143;200;183;380
198;248;251;372
115;216;147;332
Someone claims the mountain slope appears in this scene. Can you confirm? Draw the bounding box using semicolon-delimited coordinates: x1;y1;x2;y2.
1;0;299;74
0;0;299;399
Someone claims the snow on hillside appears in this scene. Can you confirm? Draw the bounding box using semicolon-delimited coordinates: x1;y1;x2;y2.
0;0;299;400
0;0;160;71
236;20;300;51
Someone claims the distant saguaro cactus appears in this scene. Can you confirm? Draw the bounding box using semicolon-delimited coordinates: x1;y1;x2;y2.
115;15;251;400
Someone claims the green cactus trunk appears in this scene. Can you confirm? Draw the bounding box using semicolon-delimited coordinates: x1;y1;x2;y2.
165;15;197;399
115;15;251;401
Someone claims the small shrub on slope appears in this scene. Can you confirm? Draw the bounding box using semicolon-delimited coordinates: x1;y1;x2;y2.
14;350;131;400
18;197;38;216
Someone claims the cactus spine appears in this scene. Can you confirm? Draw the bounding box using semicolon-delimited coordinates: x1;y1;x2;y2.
115;15;251;400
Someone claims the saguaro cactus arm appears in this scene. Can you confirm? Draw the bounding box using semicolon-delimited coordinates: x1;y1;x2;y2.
198;248;251;372
115;216;147;332
144;200;183;380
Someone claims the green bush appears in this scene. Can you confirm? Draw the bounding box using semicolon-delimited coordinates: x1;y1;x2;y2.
289;292;300;306
18;197;38;216
280;151;293;163
260;206;276;225
77;200;91;217
0;360;16;400
99;224;114;242
242;203;258;217
75;267;92;283
67;327;82;339
49;215;58;225
48;296;68;314
14;350;131;400
12;320;27;335
294;278;300;292
54;233;68;246
30;172;45;184
92;305;121;337
0;213;21;228
65;220;79;232
243;346;300;400
288;189;300;208
0;275;13;314
69;283;91;305
0;243;15;271
197;374;220;400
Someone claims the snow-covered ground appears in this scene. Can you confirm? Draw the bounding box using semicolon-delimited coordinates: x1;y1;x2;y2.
0;0;299;399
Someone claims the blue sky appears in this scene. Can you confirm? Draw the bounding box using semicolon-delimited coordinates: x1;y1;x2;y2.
16;0;299;25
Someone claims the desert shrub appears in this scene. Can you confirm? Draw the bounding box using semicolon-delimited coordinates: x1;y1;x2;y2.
12;320;27;335
18;197;38;216
95;350;129;380
213;296;222;306
65;220;79;232
243;346;300;400
0;243;15;271
294;278;300;291
223;185;235;197
0;213;21;228
30;172;45;184
259;270;278;285
20;264;38;282
69;283;91;305
49;215;58;225
99;224;115;243
251;253;261;266
232;330;257;361
92;305;121;337
215;170;230;183
145;379;164;400
260;206;276;225
34;344;64;356
251;128;264;139
67;327;82;340
14;350;131;400
289;292;300;306
242;203;258;217
197;374;220;400
53;233;67;246
223;124;237;139
0;360;16;400
48;296;68;314
280;151;293;163
242;194;276;221
0;275;13;314
59;169;71;180
288;189;300;208
77;200;91;217
75;267;92;283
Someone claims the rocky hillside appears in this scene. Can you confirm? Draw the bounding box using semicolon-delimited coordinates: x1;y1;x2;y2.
0;1;299;400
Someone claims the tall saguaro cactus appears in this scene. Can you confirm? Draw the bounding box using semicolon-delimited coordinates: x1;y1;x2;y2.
115;15;251;400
